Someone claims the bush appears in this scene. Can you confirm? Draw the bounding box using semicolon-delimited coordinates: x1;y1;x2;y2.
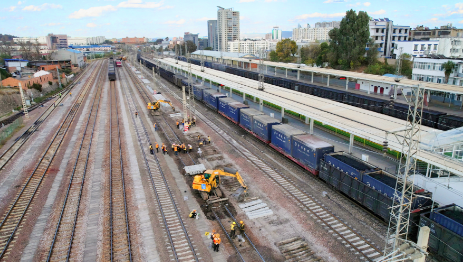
31;83;42;92
48;81;52;86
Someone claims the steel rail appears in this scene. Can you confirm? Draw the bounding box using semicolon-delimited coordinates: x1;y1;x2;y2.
118;66;199;262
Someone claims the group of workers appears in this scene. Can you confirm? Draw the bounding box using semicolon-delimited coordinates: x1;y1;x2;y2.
172;143;193;155
176;116;196;130
197;135;211;147
149;142;169;155
189;210;246;253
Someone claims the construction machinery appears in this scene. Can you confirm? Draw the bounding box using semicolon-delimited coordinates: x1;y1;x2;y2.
192;167;247;203
147;100;176;112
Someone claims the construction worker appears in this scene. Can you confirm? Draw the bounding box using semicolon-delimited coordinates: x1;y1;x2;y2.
188;144;192;153
192;116;196;126
174;145;178;155
189;209;197;219
135;111;138;118
176;120;179;129
210;230;216;247
155;142;159;153
239;221;245;235
59;93;62;98
207;136;211;144
197;135;201;141
183;143;187;154
230;222;236;239
149;144;153;154
153;122;157;131
70;92;72;97
213;234;221;252
172;143;175;152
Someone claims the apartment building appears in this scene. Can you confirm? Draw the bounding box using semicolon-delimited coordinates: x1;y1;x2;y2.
272;26;282;40
315;21;340;28
292;22;338;41
410;24;463;41
369;18;409;58
412;57;462;85
184;32;199;48
121;37;147;44
13;33;68;49
392;40;439;58
436;38;463;58
207;20;218;51
217;6;240;52
228;40;276;56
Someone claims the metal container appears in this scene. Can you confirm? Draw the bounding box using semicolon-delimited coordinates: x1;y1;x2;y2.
270;124;305;155
203;89;226;110
420;204;463;262
291;134;334;173
218;97;238;115
252;114;281;143
227;102;249;123
240;108;264;131
323;152;378;180
193;85;210;101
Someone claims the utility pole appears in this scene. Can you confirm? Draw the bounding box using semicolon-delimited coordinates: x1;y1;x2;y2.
258;48;265;91
200;50;205;72
175;44;178;64
380;84;428;262
57;68;62;88
18;83;28;118
187;54;195;122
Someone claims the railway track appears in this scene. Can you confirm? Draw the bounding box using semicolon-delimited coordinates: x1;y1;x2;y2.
131;61;266;262
0;61;103;261
45;61;106;261
142;61;384;262
104;81;132;261
123;63;196;167
119;66;200;262
0;63;94;171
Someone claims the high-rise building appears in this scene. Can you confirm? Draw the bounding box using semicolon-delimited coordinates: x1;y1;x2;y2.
184;32;199;49
369;18;409;58
315;21;340;28
207;20;218;51
217;6;240;52
272;26;282;40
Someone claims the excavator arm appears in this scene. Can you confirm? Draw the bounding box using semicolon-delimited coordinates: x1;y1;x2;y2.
207;168;247;190
147;100;175;111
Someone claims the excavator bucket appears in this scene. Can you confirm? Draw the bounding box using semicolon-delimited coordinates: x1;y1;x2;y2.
231;187;246;202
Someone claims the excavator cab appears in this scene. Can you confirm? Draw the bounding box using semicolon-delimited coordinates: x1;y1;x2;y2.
192;167;247;203
147;100;175;115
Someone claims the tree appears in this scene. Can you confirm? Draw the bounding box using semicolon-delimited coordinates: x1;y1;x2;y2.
442;61;456;84
165;37;169;42
301;44;321;65
400;53;413;78
269;50;279;62
185;40;197;53
365;38;379;66
103;40;114;44
316;42;329;67
204;47;213;50
328;9;370;69
275;39;297;61
155;39;163;44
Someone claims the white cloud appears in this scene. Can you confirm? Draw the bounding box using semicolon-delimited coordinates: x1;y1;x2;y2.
158;5;173;10
117;0;163;8
163;19;185;25
0;17;6;20
265;0;278;2
17;26;29;31
460;20;463;23
76;29;82;31
239;0;255;2
6;6;17;11
394;10;397;12
369;9;386;15
23;3;62;11
323;0;345;3
17;1;22;4
69;5;117;19
87;23;97;27
106;22;111;25
292;12;345;20
363;2;370;6
196;17;214;21
42;22;61;26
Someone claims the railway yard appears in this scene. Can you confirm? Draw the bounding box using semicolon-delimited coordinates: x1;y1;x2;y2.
0;55;461;262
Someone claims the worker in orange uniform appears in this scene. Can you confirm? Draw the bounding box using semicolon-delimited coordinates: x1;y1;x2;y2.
176;120;179;129
153;122;157;131
210;230;216;248
230;222;236;239
155;142;159;153
135;111;138;118
213;234;221;252
183;143;187;154
174;145;178;155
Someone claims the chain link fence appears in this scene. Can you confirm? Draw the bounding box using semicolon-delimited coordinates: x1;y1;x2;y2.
0;117;23;146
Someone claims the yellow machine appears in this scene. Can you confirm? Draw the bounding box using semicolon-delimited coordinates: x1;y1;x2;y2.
147;100;175;111
192;168;247;203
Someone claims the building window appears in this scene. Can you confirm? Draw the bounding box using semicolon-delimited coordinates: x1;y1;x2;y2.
381;36;384;40
375;36;378;40
393;29;396;34
428;44;432;50
414;44;418;51
382;29;385;33
380;43;383;48
399;29;402;34
434;44;438;50
404;29;408;34
421;44;425;50
398;36;401;41
376;28;379;33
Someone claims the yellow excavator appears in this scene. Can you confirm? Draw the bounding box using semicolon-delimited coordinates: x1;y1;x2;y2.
147;100;176;111
192;168;247;203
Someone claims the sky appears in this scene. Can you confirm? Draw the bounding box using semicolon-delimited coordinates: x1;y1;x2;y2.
1;0;463;39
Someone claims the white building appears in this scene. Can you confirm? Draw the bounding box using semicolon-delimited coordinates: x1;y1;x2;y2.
412;57;463;85
228;40;277;56
272;26;282;40
370;18;410;58
315;21;340;28
52;49;85;67
13;36;48;44
436;38;463;58
292;23;334;41
68;36;106;46
392;40;439;58
217;6;240;52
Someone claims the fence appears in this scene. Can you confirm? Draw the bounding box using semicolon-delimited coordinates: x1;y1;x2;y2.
0;117;23;145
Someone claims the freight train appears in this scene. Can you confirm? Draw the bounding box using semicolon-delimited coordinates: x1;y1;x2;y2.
175;56;463;131
108;57;116;81
138;54;463;261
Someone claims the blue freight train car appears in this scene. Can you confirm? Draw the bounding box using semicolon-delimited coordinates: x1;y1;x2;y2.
203;89;226;110
218;97;238;116
270;124;305;155
227;102;249;124
291;134;334;175
251;115;281;143
239;108;264;132
193;85;210;101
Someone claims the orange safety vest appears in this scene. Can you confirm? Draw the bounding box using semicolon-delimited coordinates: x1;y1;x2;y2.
214;237;221;245
176;121;179;125
155;144;159;148
174;147;177;152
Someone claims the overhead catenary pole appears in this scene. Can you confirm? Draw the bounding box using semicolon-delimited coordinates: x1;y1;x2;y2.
19;83;28;118
258;48;265;91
